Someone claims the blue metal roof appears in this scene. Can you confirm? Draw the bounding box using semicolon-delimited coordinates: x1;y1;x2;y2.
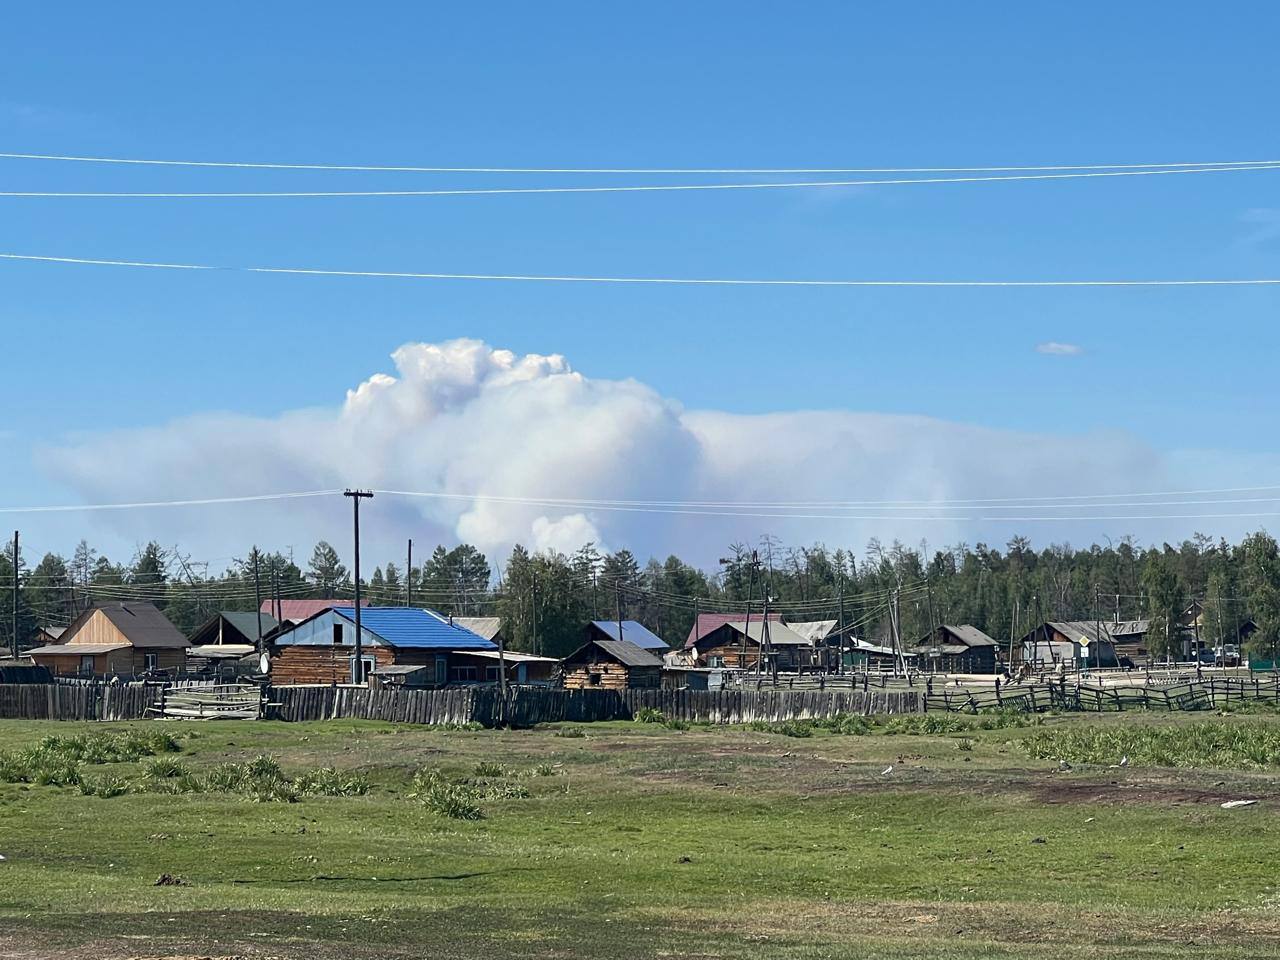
332;607;499;651
590;620;669;651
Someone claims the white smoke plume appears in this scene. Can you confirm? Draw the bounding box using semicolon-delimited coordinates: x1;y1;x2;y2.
30;338;1258;569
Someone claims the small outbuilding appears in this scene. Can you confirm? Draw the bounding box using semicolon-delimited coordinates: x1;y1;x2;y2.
1020;621;1119;670
918;624;1001;674
26;602;188;677
187;610;281;670
560;638;662;690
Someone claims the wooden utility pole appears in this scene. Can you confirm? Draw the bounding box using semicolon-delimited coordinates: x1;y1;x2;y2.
406;538;413;607
10;530;17;660
344;490;374;683
530;572;539;657
252;547;264;655
739;551;759;672
837;571;846;675
272;563;281;625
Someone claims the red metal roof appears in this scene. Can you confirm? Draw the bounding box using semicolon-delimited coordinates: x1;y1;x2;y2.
261;599;367;623
685;611;783;649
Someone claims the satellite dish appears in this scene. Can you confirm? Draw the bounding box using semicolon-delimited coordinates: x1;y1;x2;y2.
259;652;271;675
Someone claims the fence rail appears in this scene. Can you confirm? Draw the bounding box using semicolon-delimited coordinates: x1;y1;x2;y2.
925;676;1280;713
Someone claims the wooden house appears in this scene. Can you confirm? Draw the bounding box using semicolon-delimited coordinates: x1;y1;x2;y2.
690;620;811;671
268;605;499;685
560;638;662;690
32;625;65;647
1019;621;1118;670
187;610;281;675
1107;620;1150;663
26;602;188;677
685;611;783;648
917;624;1001;674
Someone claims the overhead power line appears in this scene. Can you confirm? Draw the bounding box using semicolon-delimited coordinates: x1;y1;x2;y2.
3;163;1279;197
2;151;1277;174
8;484;1280;516
3;253;1278;288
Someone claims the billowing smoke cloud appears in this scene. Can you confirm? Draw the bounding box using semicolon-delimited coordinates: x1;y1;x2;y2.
32;338;1249;570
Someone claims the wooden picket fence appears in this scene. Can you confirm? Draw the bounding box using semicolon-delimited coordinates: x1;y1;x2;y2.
925;676;1280;713
265;684;921;726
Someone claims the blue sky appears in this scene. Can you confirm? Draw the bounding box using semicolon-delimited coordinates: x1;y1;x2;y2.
3;2;1280;566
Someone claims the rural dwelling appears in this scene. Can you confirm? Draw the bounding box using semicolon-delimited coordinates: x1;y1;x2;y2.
560;638;663;689
918;624;1001;674
1020;621;1119;670
269;606;499;685
845;637;910;670
690;620;811;671
187;610;280;674
1107;620;1151;663
260;599;367;627
685;612;783;648
582;620;670;656
26;602;188;677
32;625;65;647
787;619;840;669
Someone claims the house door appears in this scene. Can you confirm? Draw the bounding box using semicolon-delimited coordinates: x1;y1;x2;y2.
435;656;448;686
79;655;95;675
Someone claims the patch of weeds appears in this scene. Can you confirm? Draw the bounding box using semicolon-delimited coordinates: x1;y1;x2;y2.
141;756;190;780
292;766;369;798
527;763;556;777
78;774;131;798
1021;721;1280;769
662;718;690;731
439;721;485;732
634;707;666;724
750;719;815;738
474;761;509;778
410;769;484;821
553;726;586;738
975;708;1040;729
812;714;875;736
882;714;970;736
956;738;975;752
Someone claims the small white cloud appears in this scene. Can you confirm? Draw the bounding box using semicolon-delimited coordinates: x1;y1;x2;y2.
1036;341;1084;356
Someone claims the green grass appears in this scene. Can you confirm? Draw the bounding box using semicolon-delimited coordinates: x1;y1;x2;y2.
0;714;1278;959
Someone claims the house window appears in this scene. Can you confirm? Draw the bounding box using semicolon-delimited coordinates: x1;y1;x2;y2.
451;666;478;683
485;666;502;683
708;656;725;668
351;656;375;683
144;653;159;672
332;624;344;645
435;656;448;686
588;671;603;686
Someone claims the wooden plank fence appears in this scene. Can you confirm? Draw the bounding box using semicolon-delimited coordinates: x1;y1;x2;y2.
925;676;1280;713
266;684;921;726
0;682;164;721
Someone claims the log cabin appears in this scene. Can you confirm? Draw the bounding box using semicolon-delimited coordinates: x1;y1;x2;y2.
916;624;1001;674
559;638;662;690
26;602;188;677
1019;621;1119;670
690;620;811;671
268;606;499;685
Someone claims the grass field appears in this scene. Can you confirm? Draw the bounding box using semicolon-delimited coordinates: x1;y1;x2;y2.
2;712;1279;959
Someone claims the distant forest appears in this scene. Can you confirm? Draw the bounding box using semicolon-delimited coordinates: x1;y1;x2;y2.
5;531;1280;660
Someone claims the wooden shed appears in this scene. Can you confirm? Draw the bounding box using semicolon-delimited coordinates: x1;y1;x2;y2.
26;602;188;677
917;624;1001;674
559;638;662;690
1020;621;1119;670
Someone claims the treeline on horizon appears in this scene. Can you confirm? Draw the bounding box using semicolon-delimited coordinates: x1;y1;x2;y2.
4;531;1280;660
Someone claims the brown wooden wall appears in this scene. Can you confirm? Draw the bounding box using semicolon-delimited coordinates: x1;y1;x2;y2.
562;662;660;690
696;642;804;671
271;645;395;685
66;610;127;647
33;647;186;677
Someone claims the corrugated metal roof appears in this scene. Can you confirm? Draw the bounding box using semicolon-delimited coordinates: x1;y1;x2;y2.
1109;620;1150;637
262;599;367;623
331;607;499;651
28;643;130;656
62;602;188;649
939;624;999;648
451;616;502;641
685;612;783;648
1046;621;1113;646
467;650;559;664
189;611;279;646
37;626;65;640
787;620;839;642
589;620;669;651
583;639;664;667
714;621;811;647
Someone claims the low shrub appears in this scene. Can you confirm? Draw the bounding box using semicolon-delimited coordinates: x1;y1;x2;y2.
633;707;666;724
474;761;509;778
411;769;485;820
553;726;585;739
882;714;970;736
1021;721;1280;769
293;766;370;797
